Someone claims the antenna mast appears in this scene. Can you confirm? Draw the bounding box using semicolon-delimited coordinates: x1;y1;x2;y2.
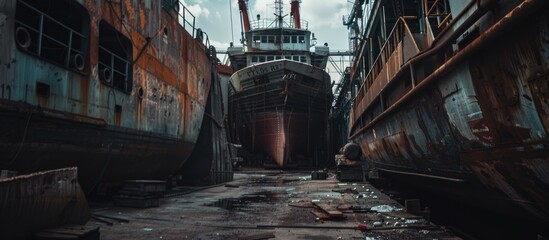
275;0;283;28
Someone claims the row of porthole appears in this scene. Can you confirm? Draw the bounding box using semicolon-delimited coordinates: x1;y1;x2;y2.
15;27;176;103
15;27;87;72
16;26;117;87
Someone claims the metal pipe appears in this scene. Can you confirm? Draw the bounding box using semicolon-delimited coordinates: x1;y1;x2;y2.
238;0;251;32
350;0;547;139
290;0;301;29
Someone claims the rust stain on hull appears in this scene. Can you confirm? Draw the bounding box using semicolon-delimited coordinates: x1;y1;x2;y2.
347;0;549;222
0;0;214;192
0;167;90;239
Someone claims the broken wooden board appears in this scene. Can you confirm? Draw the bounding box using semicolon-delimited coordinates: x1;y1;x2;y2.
313;202;344;218
237;231;275;240
288;201;314;208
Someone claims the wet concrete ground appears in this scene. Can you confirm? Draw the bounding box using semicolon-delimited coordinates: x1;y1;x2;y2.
88;171;459;239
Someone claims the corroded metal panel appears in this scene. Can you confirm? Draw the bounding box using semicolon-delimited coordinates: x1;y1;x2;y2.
0;0;213;192
348;0;549;222
229;60;331;167
0;167;90;239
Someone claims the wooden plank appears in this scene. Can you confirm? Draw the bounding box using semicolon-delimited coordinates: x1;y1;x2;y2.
313;202;343;217
310;208;330;219
237;231;275;240
288;201;313;208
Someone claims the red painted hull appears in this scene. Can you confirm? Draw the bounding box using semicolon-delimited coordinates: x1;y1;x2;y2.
255;111;323;166
229;61;332;167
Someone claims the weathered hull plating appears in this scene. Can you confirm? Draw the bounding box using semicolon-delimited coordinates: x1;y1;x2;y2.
0;167;90;239
254;111;323;166
0;0;212;192
230;60;331;167
349;0;549;222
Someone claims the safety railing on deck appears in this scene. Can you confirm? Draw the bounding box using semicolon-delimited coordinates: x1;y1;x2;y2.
163;0;197;37
15;0;88;72
250;19;309;30
352;17;419;119
176;2;197;37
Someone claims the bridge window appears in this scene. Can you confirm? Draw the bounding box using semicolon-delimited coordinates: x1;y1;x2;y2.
15;0;90;73
99;20;133;93
283;36;290;43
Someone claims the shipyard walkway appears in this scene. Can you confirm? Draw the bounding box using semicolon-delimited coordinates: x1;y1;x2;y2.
86;170;456;239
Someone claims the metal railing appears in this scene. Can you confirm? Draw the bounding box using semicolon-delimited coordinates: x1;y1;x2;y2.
352;17;419;116
166;0;196;37
250;18;309;30
15;0;87;71
98;46;131;93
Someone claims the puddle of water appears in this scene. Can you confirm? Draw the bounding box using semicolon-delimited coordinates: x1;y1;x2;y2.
205;191;284;211
405;219;419;224
370;205;396;213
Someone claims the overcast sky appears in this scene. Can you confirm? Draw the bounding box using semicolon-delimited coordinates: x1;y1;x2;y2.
180;0;353;81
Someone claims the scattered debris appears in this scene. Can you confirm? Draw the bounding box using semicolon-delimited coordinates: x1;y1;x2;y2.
311;171;327;180
370;205;396;213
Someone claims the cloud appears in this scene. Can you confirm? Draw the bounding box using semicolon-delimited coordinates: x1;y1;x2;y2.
209;39;231;49
300;0;347;29
245;0;347;30
180;0;211;19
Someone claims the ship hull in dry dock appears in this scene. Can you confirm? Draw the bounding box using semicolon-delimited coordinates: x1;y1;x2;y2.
254;111;325;167
229;60;331;167
0;0;213;193
0;100;195;191
347;0;549;222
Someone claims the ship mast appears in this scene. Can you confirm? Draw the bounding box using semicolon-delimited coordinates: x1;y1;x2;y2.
290;0;301;29
274;0;284;28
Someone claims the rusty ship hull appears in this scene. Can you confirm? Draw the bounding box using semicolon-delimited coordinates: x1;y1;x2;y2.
0;0;213;192
255;111;324;167
229;60;331;166
347;0;549;222
0;167;90;239
228;0;332;167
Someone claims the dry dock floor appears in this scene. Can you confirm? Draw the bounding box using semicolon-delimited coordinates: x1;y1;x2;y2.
88;171;459;239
